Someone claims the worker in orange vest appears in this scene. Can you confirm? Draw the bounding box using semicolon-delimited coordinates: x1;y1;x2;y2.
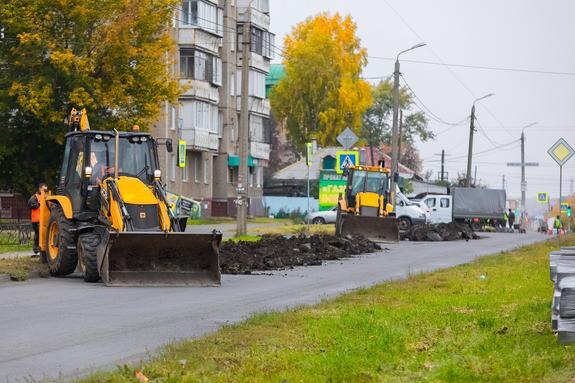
28;183;47;255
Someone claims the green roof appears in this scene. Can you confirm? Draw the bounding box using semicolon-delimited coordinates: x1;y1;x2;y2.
266;64;285;86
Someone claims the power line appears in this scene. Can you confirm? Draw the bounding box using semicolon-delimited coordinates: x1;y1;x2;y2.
381;0;515;140
400;73;469;126
369;56;575;77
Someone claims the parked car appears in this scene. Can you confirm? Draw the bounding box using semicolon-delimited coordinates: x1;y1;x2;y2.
306;206;338;224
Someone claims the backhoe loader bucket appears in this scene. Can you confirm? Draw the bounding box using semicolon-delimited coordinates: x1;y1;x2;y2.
97;231;222;286
336;212;399;243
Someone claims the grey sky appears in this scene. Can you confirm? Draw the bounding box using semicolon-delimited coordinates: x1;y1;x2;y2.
269;0;575;208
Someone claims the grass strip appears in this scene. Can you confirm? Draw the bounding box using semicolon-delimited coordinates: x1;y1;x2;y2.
0;256;47;281
81;235;575;382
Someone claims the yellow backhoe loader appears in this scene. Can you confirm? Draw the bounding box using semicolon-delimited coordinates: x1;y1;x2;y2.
38;109;221;286
336;164;399;242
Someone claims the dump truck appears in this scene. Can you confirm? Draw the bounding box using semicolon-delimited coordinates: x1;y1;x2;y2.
335;164;400;242
38;109;221;286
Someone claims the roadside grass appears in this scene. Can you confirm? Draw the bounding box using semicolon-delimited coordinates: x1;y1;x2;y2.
0;244;32;254
252;223;335;236
226;235;262;243
0;256;47;281
187;217;291;225
79;236;575;382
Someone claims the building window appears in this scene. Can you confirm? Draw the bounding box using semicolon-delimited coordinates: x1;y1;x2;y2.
171;106;176;131
180;48;194;79
182;153;189;182
170;154;176;182
247;26;274;59
237;70;266;99
179;48;222;86
256;166;262;188
250;115;264;143
204;158;209;184
180;101;219;134
180;0;223;36
228;166;236;183
194;154;201;183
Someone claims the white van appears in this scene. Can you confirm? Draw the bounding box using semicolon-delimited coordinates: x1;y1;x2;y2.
395;192;430;230
417;195;453;223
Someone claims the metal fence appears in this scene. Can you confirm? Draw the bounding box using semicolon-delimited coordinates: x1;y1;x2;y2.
0;222;32;245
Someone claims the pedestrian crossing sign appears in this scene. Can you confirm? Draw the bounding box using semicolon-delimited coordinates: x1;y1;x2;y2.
336;151;359;174
536;192;548;204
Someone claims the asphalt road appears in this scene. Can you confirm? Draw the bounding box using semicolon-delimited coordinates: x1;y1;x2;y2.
0;232;549;382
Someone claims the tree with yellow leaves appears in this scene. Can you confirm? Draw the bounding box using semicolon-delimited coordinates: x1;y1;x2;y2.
270;13;372;152
0;0;179;194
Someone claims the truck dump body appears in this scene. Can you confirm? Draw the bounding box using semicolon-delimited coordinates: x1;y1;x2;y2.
452;187;506;220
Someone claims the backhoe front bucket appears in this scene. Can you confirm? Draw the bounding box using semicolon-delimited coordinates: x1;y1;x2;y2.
336;213;399;243
97;231;222;286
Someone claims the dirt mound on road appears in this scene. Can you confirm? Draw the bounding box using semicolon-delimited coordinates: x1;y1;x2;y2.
219;234;382;274
403;222;479;242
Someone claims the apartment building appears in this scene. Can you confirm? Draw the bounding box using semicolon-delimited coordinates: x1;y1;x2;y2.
155;0;274;217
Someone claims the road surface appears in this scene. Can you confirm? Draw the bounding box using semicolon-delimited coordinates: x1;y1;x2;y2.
0;232;549;382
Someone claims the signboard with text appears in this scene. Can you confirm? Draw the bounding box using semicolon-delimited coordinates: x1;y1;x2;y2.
318;170;346;211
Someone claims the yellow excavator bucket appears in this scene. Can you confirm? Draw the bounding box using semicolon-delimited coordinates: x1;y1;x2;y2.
336;211;399;243
97;230;222;287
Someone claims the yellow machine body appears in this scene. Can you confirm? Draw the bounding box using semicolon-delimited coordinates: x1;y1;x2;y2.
38;112;221;286
336;164;399;242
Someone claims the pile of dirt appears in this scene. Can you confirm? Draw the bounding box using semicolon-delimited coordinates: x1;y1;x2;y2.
219;234;382;274
403;222;479;242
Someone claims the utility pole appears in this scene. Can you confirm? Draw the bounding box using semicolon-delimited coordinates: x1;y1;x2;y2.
441;149;445;181
434;150;451;182
521;130;526;225
570;178;574;195
465;93;494;187
502;174;506;190
236;21;250;236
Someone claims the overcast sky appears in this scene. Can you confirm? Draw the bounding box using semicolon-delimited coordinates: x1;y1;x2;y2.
269;0;575;208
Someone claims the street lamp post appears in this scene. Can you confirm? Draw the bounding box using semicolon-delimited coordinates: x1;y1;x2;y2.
391;42;426;205
465;93;494;187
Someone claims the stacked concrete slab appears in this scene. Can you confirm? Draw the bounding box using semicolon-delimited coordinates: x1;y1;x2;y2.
550;247;575;344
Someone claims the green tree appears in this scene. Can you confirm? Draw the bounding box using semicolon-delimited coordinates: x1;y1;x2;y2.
361;79;435;172
270;13;372;152
0;0;179;194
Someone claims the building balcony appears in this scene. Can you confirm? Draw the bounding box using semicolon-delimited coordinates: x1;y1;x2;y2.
237;6;270;30
250;141;270;160
238;52;270;74
176;27;221;54
236;97;270;116
181;128;220;151
179;79;220;103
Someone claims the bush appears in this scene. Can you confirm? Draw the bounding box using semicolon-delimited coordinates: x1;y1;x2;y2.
9;269;29;281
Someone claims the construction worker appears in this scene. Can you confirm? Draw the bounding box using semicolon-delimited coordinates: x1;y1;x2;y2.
503;210;509;228
28;183;47;254
554;215;563;235
508;209;515;229
90;150;105;184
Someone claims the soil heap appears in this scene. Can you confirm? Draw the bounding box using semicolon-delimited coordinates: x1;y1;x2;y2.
403;222;479;241
220;234;381;274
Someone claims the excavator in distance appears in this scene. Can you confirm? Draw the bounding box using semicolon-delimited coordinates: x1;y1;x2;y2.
37;109;221;286
336;163;399;242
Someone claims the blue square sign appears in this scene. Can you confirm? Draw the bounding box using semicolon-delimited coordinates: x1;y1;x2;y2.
336;151;359;174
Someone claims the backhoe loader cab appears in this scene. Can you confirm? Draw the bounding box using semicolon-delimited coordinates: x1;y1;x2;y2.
336;165;399;242
39;119;221;286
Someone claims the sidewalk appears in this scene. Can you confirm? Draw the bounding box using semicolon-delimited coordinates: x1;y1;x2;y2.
0;250;34;260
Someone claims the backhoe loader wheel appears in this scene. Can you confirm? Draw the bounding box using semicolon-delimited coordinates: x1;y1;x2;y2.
78;232;101;283
45;205;77;276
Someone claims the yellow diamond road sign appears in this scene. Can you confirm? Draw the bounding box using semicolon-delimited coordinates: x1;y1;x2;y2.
548;138;575;166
